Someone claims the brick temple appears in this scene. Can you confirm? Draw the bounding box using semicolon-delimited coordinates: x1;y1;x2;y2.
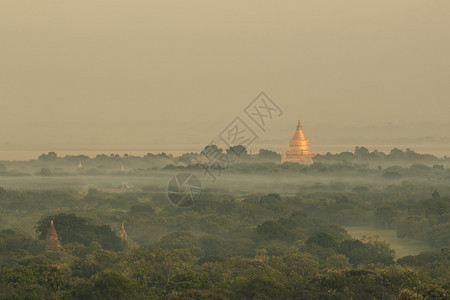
45;220;63;252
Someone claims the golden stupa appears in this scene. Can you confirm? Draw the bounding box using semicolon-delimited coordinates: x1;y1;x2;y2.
281;120;315;165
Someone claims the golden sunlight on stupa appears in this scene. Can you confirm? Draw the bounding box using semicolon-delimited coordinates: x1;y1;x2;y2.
281;120;315;165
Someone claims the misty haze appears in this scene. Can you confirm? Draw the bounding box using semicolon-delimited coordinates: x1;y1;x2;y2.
0;1;449;299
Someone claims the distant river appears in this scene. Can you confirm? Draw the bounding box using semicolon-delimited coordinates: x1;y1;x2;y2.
0;144;449;161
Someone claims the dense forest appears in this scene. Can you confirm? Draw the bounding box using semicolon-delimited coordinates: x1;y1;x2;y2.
0;147;449;299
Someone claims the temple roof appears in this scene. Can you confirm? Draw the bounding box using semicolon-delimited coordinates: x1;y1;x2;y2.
119;223;127;241
45;220;62;252
46;220;58;239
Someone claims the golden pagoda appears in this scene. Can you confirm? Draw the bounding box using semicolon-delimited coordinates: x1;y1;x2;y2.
281;120;315;165
45;220;63;252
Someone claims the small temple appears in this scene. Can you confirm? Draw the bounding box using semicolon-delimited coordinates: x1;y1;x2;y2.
119;223;128;241
119;223;133;248
45;220;63;252
281;120;315;165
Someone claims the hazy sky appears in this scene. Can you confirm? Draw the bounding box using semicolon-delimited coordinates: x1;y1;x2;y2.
1;1;449;152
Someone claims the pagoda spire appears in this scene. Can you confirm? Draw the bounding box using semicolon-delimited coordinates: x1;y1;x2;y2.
119;222;127;241
118;222;134;248
45;220;62;252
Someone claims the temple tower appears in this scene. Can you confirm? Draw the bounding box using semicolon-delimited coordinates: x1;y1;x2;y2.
119;223;134;248
119;223;127;241
281;120;315;165
45;220;63;252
